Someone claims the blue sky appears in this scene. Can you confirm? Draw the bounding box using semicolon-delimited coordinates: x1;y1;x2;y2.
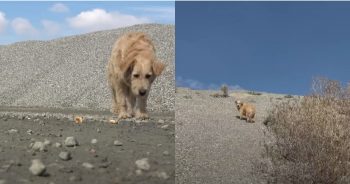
176;2;350;95
0;1;174;45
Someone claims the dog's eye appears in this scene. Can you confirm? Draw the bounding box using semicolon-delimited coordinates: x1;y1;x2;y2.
145;74;152;79
133;74;140;78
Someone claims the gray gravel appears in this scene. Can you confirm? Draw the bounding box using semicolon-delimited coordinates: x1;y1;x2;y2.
175;88;288;184
0;24;174;113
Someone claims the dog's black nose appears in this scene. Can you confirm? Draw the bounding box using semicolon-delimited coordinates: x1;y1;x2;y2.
139;90;147;96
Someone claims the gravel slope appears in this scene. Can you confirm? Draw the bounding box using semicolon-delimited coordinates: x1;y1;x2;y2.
0;24;174;113
175;88;295;184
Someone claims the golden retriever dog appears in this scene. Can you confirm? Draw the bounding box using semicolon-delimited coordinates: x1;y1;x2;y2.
107;32;165;120
235;100;256;123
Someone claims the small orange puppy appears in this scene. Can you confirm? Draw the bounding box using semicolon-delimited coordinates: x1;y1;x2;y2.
235;100;256;123
107;32;165;119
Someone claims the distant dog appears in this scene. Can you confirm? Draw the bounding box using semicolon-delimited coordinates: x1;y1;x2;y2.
107;32;165;120
235;100;256;123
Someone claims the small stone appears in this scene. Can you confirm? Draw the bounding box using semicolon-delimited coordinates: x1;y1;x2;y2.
82;162;94;169
135;158;150;171
27;129;33;135
109;119;117;124
59;151;71;161
91;139;98;144
69;175;82;182
29;159;46;176
163;151;169;156
31;141;47;152
135;169;142;176
113;140;123;146
97;128;101;133
64;137;78;147
157;144;162;147
55;142;62;148
0;180;6;184
158;119;165;124
8;129;18;134
154;171;169;180
161;125;169;129
43;139;51;146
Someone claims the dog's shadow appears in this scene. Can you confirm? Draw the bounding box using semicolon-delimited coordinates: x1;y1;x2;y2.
235;115;246;120
235;115;253;123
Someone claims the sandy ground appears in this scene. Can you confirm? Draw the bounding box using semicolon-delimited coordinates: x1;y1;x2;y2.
175;88;294;184
0;108;174;184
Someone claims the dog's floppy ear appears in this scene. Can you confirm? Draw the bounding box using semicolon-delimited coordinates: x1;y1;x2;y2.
152;60;165;76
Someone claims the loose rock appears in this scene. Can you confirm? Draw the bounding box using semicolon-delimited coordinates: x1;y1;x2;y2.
29;159;46;176
44;139;51;146
82;162;94;169
26;129;33;135
158;119;165;124
91;139;98;144
135;158;150;171
69;175;82;182
64;137;78;147
54;142;62;148
59;151;71;161
161;125;169;129
163;151;170;156
113;140;123;146
8;129;18;134
154;171;169;180
31;141;47;152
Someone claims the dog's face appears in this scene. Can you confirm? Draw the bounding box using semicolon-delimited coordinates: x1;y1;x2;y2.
122;54;165;97
235;100;243;110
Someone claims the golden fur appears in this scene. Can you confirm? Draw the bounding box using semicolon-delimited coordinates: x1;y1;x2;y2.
235;100;256;123
107;32;165;119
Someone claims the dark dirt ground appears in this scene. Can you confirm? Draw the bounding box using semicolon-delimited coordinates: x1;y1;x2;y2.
0;108;174;184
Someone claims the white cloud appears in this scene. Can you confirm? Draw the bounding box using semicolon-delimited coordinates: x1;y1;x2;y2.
176;76;243;90
50;3;69;13
11;18;38;36
67;9;150;33
41;20;61;35
0;11;8;33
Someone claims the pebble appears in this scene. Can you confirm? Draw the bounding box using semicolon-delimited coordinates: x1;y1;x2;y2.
154;171;169;180
64;136;78;147
29;159;46;176
113;140;123;146
135;169;143;176
55;142;62;148
158;119;165;124
97;128;101;133
59;151;71;161
82;162;94;169
163;151;170;156
8;129;18;134
91;139;98;144
161;125;169;129
31;141;47;152
26;129;33;135
0;180;5;184
44;139;51;146
69;175;82;182
135;158;150;171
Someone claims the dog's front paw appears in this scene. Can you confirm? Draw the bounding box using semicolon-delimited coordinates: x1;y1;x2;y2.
118;112;132;119
135;112;149;120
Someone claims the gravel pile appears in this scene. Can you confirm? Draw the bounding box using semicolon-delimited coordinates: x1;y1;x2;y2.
0;24;175;113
